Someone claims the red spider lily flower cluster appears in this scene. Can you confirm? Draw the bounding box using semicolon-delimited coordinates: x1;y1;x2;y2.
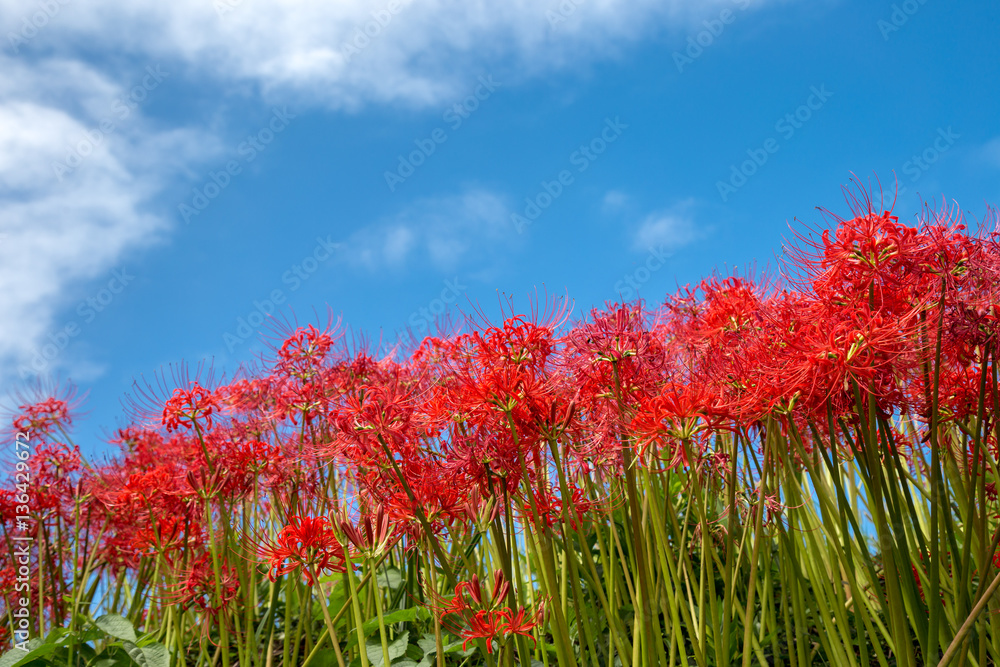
257;516;347;584
436;569;544;653
169;553;241;616
11;397;73;438
522;483;602;530
2;183;999;645
162;383;220;433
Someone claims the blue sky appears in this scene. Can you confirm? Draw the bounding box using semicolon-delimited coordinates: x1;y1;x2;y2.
1;0;998;455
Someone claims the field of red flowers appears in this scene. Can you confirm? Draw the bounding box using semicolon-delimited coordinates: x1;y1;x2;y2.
4;185;1000;667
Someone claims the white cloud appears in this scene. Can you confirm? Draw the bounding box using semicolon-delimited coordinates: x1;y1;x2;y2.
0;55;216;383
345;188;510;271
602;189;630;211
0;0;784;385
382;226;417;265
1;0;775;109
982;137;1000;168
632;205;699;252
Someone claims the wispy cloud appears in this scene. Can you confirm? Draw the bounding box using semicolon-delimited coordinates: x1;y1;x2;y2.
631;203;701;252
0;56;216;382
602;189;630;212
0;0;786;385
982;136;1000;168
1;0;775;108
345;188;511;272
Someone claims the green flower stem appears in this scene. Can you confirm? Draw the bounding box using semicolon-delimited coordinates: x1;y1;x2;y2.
342;545;371;667
308;565;347;667
367;559;392;667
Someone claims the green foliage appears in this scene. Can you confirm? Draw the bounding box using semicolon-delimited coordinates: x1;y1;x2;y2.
0;614;171;667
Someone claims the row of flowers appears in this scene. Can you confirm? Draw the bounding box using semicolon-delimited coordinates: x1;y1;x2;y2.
2;185;999;663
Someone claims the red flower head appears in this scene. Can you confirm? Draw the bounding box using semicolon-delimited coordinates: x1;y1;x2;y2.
257;515;346;584
6;382;83;444
169;553;240;616
434;569;543;653
162;383;219;433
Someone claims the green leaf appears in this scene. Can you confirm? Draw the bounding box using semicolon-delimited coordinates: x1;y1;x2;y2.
68;644;98;663
414;633;466;657
94;614;138;643
119;641;167;667
403;643;423;662
417;634;437;656
138;643;169;667
308;649;343;667
376;567;404;590
0;642;59;667
415;634;436;667
380;608;428;628
344;608;429;650
41;626;68;644
91;656;131;667
364;630;408;667
444;640;468;655
122;642;146;666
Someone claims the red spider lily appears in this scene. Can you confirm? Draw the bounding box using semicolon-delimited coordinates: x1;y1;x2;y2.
276;323;339;377
631;384;723;463
212;439;280;499
495;603;544;643
561;301;670;465
437;570;509;618
435;570;544;653
11;397;72;439
665;274;769;349
168;553;240;616
461;487;501;526
132;515;191;557
329;373;424;475
462;610;505;652
162;383;220;433
433;569;544;652
4;382;85;443
521;484;600;531
784;183;930;311
257;515;347;584
428;314;576;498
337;503;398;559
